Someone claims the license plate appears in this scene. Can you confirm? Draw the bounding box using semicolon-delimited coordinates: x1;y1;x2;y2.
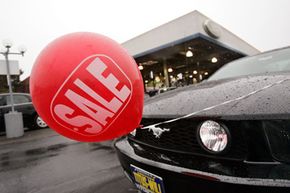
130;164;166;193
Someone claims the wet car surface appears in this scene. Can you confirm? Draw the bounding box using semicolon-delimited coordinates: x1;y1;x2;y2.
115;47;290;193
0;129;136;193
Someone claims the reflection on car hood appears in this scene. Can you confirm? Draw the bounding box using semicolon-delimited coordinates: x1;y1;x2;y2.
143;74;290;120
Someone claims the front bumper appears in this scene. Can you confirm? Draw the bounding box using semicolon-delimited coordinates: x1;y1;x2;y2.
115;137;290;193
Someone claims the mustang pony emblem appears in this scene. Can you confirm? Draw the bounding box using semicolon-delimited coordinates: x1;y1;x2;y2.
146;125;170;138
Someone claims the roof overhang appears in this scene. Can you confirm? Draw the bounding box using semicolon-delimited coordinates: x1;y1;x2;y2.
122;11;260;57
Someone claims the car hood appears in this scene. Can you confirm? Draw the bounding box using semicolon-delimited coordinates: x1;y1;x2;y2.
143;74;290;120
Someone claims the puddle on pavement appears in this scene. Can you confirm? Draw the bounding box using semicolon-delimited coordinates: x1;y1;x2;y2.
0;143;69;171
0;141;116;171
25;143;68;156
88;143;115;153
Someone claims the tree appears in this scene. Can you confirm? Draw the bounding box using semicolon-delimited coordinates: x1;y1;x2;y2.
0;69;24;93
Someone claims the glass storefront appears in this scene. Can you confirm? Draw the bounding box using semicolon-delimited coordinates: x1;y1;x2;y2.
134;36;244;94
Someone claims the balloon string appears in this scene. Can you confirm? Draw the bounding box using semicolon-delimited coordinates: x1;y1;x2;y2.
141;78;290;130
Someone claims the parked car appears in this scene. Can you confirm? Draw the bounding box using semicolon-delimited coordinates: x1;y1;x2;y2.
115;46;290;193
0;93;47;134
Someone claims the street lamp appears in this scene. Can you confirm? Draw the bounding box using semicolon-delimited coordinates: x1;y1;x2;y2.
0;39;26;138
0;40;26;112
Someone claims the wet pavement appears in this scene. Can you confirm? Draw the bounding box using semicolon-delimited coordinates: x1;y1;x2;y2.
0;129;137;193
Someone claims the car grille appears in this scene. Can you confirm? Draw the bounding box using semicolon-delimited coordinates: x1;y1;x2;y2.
129;118;248;161
264;120;290;163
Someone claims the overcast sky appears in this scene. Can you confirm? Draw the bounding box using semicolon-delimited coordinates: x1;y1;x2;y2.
1;0;290;80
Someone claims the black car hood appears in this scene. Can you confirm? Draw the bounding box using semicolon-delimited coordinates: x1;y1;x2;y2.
143;74;290;120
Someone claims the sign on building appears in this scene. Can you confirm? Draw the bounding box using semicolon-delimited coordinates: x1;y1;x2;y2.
0;60;20;75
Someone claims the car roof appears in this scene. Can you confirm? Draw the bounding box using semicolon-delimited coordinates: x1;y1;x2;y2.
225;46;290;65
0;93;31;96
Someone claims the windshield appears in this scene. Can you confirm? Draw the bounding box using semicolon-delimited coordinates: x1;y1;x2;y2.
209;47;290;81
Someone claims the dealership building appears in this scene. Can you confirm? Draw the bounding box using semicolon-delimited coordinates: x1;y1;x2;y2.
19;11;259;93
122;10;260;92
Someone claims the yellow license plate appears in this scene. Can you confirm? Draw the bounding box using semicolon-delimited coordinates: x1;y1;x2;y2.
130;164;166;193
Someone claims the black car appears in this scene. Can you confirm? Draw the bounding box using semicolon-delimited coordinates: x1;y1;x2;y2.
115;47;290;193
0;93;47;134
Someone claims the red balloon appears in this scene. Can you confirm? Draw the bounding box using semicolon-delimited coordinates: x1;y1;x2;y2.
30;32;144;142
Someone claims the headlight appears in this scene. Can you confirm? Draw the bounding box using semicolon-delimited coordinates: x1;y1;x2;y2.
197;120;230;153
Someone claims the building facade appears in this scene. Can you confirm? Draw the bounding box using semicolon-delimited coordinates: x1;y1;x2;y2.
20;11;259;94
122;11;260;92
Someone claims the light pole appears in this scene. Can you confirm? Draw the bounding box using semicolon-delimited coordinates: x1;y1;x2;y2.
0;40;26;111
0;39;26;138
